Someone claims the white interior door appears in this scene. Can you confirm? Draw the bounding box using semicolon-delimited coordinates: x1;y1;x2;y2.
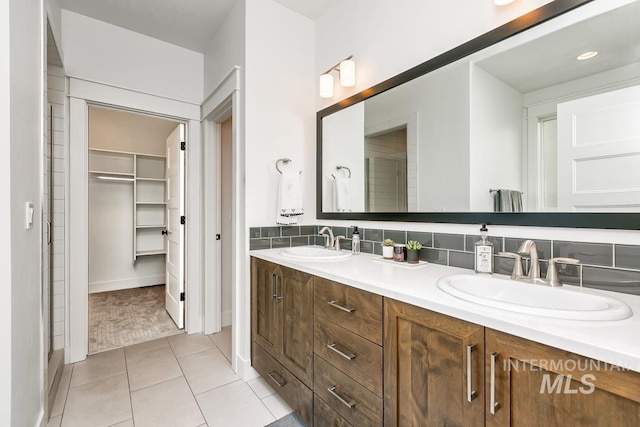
557;85;640;212
166;124;185;328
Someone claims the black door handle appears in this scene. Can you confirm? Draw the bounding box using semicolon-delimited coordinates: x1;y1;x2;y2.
161;230;168;235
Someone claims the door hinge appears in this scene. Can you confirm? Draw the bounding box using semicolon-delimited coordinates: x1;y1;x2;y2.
180;292;185;302
180;216;186;225
216;234;221;240
180;141;186;151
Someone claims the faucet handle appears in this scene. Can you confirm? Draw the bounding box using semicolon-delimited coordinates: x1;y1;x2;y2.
498;252;524;279
334;235;345;251
545;257;580;287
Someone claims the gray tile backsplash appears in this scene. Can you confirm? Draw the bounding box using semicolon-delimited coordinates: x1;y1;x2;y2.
249;223;639;295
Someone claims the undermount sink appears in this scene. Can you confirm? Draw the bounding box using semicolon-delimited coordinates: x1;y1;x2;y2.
280;246;352;261
437;274;632;321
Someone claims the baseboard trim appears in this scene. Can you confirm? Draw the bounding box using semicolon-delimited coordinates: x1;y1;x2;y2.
89;275;164;293
237;354;259;381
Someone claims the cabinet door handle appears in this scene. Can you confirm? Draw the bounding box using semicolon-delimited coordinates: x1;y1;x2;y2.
327;300;355;313
466;344;477;402
275;275;283;302
271;274;278;301
327;386;356;408
268;371;286;387
490;352;501;415
327;343;356;361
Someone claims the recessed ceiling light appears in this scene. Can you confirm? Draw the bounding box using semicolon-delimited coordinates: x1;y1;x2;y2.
494;0;515;5
577;51;599;61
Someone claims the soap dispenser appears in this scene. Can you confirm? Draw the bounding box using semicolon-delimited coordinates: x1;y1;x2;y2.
351;226;361;255
474;224;494;274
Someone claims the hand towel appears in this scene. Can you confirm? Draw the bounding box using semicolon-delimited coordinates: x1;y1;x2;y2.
277;171;304;225
493;189;523;212
334;176;351;212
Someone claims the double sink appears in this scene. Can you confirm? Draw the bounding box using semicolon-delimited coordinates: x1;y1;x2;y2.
277;245;632;322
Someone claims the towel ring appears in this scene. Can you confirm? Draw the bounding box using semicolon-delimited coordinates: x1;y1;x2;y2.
275;158;291;174
336;165;351;178
489;188;524;194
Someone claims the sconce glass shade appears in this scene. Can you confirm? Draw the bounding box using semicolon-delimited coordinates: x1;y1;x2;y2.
494;0;514;5
319;73;334;98
339;59;356;87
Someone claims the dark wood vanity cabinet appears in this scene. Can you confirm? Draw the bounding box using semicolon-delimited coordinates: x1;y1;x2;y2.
384;298;485;427
251;258;314;424
486;329;640;427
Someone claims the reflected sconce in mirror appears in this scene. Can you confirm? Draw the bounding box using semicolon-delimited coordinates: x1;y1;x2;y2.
494;0;515;5
319;55;355;98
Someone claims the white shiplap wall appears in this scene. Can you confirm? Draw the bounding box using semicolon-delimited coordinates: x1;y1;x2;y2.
48;65;65;351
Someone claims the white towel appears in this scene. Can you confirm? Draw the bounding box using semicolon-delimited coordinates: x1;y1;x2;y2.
277;171;304;225
493;189;523;212
334;176;351;212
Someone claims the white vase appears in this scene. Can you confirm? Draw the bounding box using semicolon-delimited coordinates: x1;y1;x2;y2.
382;245;394;259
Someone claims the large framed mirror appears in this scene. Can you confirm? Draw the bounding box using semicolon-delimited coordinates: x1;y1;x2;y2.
317;0;640;229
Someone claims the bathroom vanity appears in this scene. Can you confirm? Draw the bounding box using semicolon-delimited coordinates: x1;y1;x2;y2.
251;249;640;426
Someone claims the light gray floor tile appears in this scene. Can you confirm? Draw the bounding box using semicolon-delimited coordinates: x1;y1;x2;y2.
124;337;169;358
197;381;275;427
70;348;126;388
126;345;183;391
168;333;216;359
47;415;62;427
262;393;294;419
131;376;205;427
62;373;131;427
109;420;133;427
50;364;73;417
247;377;276;400
208;326;231;362
179;348;239;395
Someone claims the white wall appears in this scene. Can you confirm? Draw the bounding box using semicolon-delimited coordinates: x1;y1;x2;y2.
61;10;203;104
203;0;246;98
245;0;316;227
7;0;45;425
322;103;365;212
469;63;523;211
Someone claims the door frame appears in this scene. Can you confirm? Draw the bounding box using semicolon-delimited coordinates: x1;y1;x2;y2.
67;79;202;363
202;66;251;377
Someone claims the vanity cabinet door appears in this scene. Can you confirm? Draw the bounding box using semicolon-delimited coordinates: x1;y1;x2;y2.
251;258;280;358
384;299;485;427
485;329;640;427
279;265;314;388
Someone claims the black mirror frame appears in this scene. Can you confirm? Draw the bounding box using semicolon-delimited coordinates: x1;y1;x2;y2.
316;0;640;230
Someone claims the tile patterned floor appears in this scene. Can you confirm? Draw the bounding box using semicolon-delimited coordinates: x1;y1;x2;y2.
48;327;293;427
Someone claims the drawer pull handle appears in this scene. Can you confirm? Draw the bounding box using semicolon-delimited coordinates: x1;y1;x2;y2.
327;300;355;313
327;386;356;409
327;343;356;360
466;344;477;402
490;352;500;415
268;371;286;387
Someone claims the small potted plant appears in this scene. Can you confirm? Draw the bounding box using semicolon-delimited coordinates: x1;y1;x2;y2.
382;239;395;259
406;240;422;264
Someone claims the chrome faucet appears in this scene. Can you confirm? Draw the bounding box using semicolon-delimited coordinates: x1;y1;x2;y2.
318;226;335;250
518;240;540;280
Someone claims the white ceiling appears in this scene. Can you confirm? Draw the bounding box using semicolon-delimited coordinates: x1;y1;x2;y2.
60;0;338;53
475;1;640;94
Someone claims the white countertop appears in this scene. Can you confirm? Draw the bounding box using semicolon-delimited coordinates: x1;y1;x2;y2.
251;247;640;373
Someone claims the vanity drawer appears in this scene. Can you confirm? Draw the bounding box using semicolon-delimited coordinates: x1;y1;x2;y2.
252;343;313;426
314;277;383;345
314;315;383;397
314;395;353;427
314;355;383;427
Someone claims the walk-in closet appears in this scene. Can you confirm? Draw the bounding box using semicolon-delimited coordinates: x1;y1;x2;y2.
88;106;184;353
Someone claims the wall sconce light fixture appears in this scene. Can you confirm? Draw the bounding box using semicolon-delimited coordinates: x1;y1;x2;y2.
494;0;515;5
319;55;355;98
